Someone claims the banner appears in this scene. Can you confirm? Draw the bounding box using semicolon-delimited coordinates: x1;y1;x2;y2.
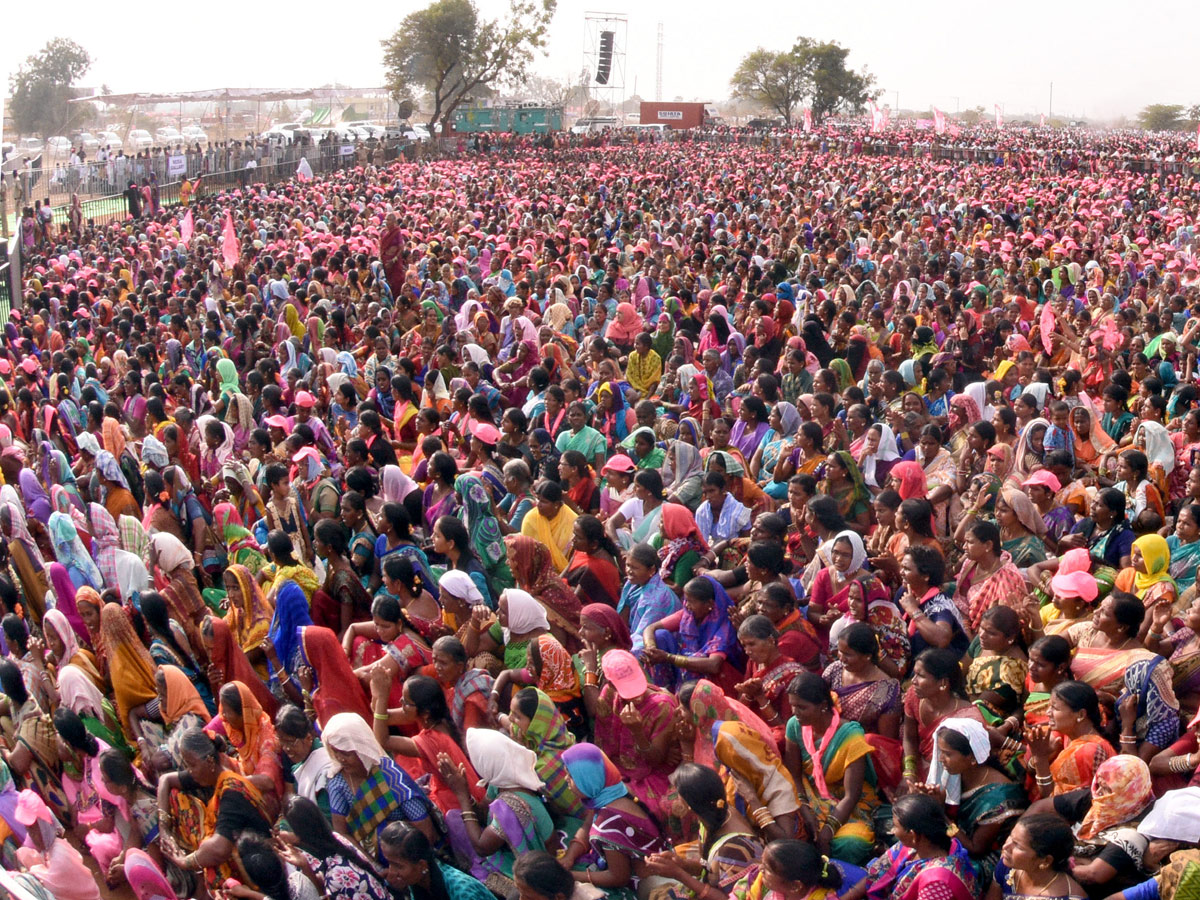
167;154;187;176
339;144;355;156
802;108;812;132
933;107;946;135
869;102;884;133
994;104;1003;129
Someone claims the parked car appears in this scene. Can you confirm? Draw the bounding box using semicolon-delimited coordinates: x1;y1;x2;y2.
261;128;294;144
75;132;101;152
96;131;122;150
17;137;44;155
356;123;386;140
155;126;183;146
127;129;153;150
180;125;208;145
45;136;72;158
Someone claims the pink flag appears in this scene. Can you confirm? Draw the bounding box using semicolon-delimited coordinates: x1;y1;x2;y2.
933;107;946;135
222;210;239;269
180;209;194;247
1040;114;1046;127
994;104;1003;128
1040;301;1056;354
803;108;812;132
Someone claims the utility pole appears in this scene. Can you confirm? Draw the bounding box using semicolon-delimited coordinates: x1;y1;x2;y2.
655;22;663;102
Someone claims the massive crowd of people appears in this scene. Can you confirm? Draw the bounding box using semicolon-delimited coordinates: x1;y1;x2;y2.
3;123;1200;900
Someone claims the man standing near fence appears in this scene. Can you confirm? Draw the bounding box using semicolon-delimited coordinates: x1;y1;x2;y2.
123;181;141;219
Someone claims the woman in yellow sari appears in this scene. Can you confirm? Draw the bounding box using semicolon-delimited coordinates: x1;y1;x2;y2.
1112;534;1178;614
518;482;578;571
100;603;160;745
223;564;274;679
261;530;321;605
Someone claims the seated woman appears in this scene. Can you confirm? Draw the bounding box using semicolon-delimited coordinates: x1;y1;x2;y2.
558;743;668;893
1069;592;1153;694
505;533;582;648
321;712;436;858
98;750;169;892
206;681;284;817
642;575;745;695
144;664;210;777
1038;755;1155;897
564;514;623;610
922;718;1027;882
270;625;372;728
823;623;903;793
1023;635;1073;732
431;636;494;733
965;606;1029;730
994;487;1049;568
1146;593;1200;721
902;648;983;784
784;671;880;865
342;593;432;709
471;589;582;729
199;614;279;719
1116;655;1180;763
987;812;1085;900
368;672;487;876
277;795;392;900
588;649;681;822
736;615;808;742
807;531;890;646
826;575;909;679
221;563;274;679
848;793;977;900
380;822;497;900
503;687;585;822
140;592;215;716
155;728;273;890
53;708;124;876
655;503;709;590
897;545;970;663
439;726;554;896
955;520;1035;637
1027;681;1114;797
727;838;866;900
12;788;101;900
642;762;762;899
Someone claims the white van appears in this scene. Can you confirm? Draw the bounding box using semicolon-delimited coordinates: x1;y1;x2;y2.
570;116;619;135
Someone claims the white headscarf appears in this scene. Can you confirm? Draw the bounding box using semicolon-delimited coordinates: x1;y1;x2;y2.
861;424;901;489
831;529;867;574
150;532;194;574
322;712;386;774
501;589;549;643
1138;786;1200;843
440;570;484;605
462;344;490;367
56;664;106;719
926;717;991;804
465;727;542;792
963;381;996;423
1136;420;1175;475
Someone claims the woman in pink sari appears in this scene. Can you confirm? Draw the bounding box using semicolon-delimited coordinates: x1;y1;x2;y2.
856;793;977;900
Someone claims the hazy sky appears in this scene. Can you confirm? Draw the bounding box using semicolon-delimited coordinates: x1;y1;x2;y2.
5;0;1197;122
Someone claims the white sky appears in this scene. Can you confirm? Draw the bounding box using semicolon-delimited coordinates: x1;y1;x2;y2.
4;0;1197;122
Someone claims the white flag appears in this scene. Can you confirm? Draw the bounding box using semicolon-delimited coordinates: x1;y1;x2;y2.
994;104;1003;128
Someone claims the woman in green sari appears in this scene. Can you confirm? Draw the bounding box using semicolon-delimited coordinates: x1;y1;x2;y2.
995;487;1048;568
924;718;1026;885
783;672;880;865
820;450;872;534
505;687;586;821
440;726;555;896
455;474;515;598
212;503;268;575
622;427;666;470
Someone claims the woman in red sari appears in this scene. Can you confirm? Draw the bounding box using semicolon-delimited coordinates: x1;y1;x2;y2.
504;534;581;647
563;515;622;610
379;214;405;294
293;625;372;727
200;614;278;718
341;594;432;708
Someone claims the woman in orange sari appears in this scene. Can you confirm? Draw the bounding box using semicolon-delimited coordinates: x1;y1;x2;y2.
1069;592;1154;693
1071;404;1114;470
211;681;283;816
100;603;159;745
222;564;274;679
1028;681;1114;797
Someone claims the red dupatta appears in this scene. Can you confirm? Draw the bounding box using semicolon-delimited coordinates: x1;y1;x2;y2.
300;625;372;727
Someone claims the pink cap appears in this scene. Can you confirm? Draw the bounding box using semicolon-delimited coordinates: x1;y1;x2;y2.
1058;547;1092;575
471;422;501;445
294;390;316;408
602;456;636;475
1050;570;1098;603
14;789;52;826
1022;470;1061;493
291;446;319;464
265;414;289;429
601;649;648;700
19;358;39;374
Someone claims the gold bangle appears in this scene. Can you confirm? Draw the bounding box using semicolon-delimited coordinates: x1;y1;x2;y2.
373;712;389;722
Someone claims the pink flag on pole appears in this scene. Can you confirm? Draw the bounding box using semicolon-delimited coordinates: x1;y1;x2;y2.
222;211;238;269
933;108;946;135
994;105;1003;128
180;209;194;247
803;108;812;132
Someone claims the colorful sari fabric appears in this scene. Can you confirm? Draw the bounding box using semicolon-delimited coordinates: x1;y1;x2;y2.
504;534;581;641
99;603;158;740
787;716;879;864
195;769;269;887
519;505;577;571
223;563;273;668
593;683;679;819
1077;754;1152;840
300;626;372;727
221;681;283;798
958;781;1028;879
1117;656;1180;748
564;549;622;609
622;573;681;655
654;575;744;693
966;655;1029;721
349;626;430;708
657;502;707;585
511;688;584;819
956;552;1034;633
449;668;494;732
713;720;801;826
1049;733;1114;795
1070;624;1155;693
864;839;977;900
456;474;514;596
202;615;278;718
212;503;268;574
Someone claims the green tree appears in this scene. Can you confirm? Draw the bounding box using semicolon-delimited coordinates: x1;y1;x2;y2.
729;48;809;126
381;0;556;133
8;38;93;137
1138;104;1185;131
798;39;877;121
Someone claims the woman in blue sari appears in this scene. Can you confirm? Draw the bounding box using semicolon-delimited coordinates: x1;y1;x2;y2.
753;401;801;500
642;574;744;694
266;580;314;682
41;441;85;513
